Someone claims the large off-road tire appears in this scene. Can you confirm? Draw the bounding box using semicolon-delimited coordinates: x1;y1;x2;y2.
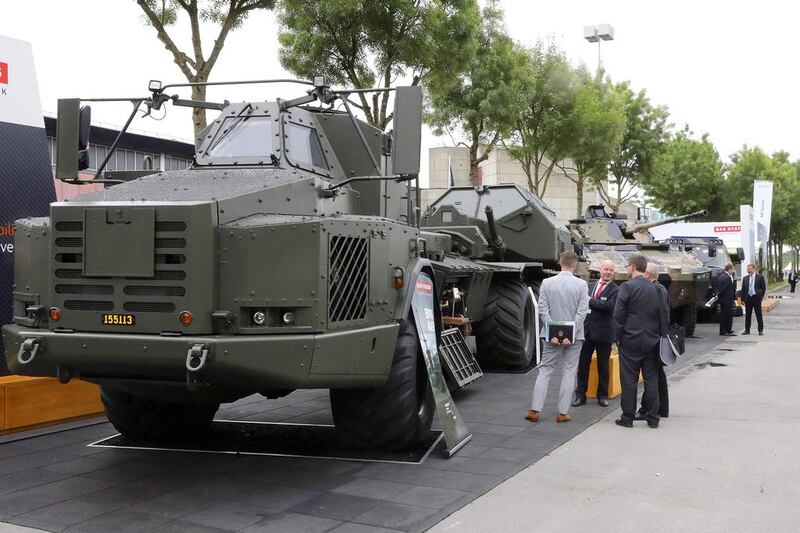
474;279;536;370
330;319;434;451
100;387;219;442
682;305;697;337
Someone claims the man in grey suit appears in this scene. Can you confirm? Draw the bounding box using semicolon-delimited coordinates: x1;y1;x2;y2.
526;251;590;423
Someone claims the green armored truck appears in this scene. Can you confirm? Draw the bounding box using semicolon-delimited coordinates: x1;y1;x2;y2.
568;206;711;336
2;79;541;451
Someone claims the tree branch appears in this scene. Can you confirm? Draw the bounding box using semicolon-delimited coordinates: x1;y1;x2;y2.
136;0;196;79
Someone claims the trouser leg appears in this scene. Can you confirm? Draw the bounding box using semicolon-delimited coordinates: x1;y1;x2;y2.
754;298;764;332
575;340;594;397
745;302;753;332
657;364;668;416
558;342;582;414
595;343;612;399
720;305;731;334
531;344;560;412
619;353;640;422
641;354;660;425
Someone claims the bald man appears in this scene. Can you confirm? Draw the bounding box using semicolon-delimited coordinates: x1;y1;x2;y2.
638;262;670;419
573;259;619;407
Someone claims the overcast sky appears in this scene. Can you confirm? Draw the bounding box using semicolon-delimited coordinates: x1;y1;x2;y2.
3;0;798;186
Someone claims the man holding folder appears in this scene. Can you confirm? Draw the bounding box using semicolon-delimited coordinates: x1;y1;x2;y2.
526;251;590;423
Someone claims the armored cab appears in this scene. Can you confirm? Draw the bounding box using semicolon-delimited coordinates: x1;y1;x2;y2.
569;205;711;336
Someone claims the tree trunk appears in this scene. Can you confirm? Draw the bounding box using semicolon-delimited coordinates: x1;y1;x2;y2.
575;175;584;219
468;144;479;186
191;84;208;141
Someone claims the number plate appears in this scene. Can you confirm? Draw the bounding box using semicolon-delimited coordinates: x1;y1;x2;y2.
102;314;136;326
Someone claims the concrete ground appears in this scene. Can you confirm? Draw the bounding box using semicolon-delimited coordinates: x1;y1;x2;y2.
433;288;800;533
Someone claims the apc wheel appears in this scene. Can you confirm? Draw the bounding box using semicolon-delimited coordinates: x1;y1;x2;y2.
682;305;697;337
100;387;219;442
330;319;434;451
475;280;536;369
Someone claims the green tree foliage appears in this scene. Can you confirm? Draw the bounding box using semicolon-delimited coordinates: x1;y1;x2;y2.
558;70;625;217
277;0;480;131
426;4;529;184
505;41;575;197
641;127;726;218
136;0;276;137
725;147;800;279
596;83;668;214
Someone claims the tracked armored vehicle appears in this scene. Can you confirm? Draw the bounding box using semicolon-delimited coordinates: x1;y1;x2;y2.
2;79;545;451
569;206;711;336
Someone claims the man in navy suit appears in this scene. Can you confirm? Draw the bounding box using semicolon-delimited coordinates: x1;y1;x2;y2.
715;263;737;336
573;260;618;408
740;263;766;335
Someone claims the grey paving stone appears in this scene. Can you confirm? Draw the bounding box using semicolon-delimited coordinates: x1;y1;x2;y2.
146;520;231;533
469;422;528;437
392;486;470;510
332;478;414;501
126;486;228;520
69;509;172;532
16;475;121;500
0;468;72;497
40;454;136;476
353;502;438;530
355;464;497;493
242;512;342;533
80;460;177;483
291;492;382;521
0;491;64;519
7;515;68;532
14;499;116;527
181;501;278;530
237;484;320;511
477;446;540;463
328;523;403;533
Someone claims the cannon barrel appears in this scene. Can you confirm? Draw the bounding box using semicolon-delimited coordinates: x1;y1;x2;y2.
624;209;708;235
484;205;507;261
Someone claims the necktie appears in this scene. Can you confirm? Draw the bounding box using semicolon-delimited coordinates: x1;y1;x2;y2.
594;282;605;299
749;275;755;296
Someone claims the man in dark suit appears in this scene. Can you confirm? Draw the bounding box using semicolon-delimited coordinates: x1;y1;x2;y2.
573;259;618;408
613;254;663;429
637;262;670;419
740;263;766;335
715;263;737;336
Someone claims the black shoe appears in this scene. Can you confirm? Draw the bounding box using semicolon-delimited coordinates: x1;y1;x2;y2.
647;421;659;429
724;332;737;336
742;331;750;335
659;413;669;418
571;395;587;407
615;418;633;428
758;331;764;336
598;397;609;407
634;413;646;421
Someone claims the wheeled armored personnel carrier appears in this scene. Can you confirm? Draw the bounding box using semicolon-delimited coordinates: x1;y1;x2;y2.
664;237;745;320
2;79;543;451
568;206;711;336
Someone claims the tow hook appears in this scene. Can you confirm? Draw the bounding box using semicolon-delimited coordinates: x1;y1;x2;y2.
186;344;209;391
18;338;41;366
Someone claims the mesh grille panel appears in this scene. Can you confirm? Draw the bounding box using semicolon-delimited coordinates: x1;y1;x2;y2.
56;284;114;295
155;221;187;232
55;221;83;232
328;236;369;324
55;237;83;248
64;300;114;311
124;286;186;297
124;301;176;313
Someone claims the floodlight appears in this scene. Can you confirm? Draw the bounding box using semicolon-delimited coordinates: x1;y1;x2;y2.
148;80;162;92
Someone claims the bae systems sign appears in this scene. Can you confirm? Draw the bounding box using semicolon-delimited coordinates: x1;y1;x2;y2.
0;35;56;351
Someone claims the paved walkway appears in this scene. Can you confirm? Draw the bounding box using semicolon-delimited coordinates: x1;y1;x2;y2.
432;289;800;532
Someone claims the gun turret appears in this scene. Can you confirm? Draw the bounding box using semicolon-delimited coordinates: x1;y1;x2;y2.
484;205;507;261
624;210;708;235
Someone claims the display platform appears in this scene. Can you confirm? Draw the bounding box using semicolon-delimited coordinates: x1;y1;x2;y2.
91;420;443;464
0;376;104;434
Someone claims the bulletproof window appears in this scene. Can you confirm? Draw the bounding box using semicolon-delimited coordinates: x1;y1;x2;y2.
287;123;328;169
206;115;274;158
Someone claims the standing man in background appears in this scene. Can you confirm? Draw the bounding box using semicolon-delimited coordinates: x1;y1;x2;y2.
740;263;766;335
638;262;670;419
526;251;589;424
716;263;737;336
573;259;618;408
613;254;662;429
789;271;798;294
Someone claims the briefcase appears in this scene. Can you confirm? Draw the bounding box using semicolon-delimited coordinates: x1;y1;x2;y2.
546;321;575;344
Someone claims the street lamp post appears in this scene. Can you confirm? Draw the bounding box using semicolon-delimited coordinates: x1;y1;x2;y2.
583;24;615;71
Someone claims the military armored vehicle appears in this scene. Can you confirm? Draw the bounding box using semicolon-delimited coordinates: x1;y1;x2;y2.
2;78;544;451
664;237;745;320
568;206;711;336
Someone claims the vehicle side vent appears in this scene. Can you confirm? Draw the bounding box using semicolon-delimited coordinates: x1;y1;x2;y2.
155;238;186;249
124;286;186;297
155;221;187;232
55;237;83;248
153;270;187;281
55;269;84;279
328;235;369;324
123;302;176;313
55;221;83;232
55;253;83;263
64;300;114;311
155;254;186;264
56;284;114;295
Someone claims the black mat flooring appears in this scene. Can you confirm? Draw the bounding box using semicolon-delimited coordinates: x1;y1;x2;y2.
0;320;735;532
92;421;443;464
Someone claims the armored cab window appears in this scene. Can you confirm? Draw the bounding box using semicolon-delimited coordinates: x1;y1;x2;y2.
286;123;328;169
207;116;274;158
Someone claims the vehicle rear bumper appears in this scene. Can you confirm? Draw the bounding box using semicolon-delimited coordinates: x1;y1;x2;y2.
1;323;398;390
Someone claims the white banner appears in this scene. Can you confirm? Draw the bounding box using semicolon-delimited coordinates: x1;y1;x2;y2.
0;35;46;128
753;180;774;242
